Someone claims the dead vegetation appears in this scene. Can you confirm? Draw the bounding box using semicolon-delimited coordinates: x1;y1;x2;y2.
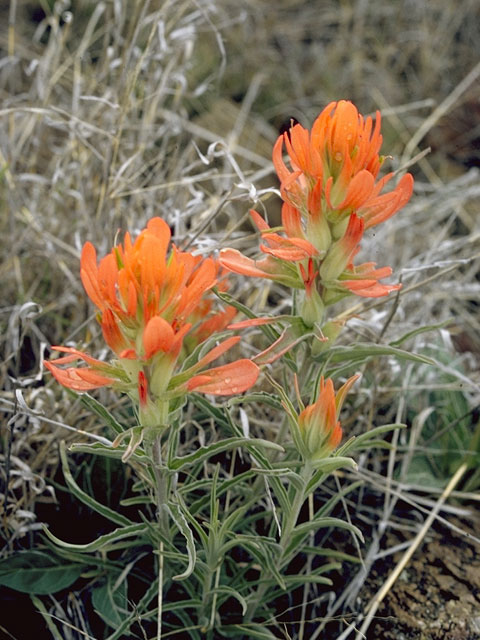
1;1;479;638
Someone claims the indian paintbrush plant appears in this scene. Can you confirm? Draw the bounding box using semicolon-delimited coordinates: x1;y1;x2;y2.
39;100;415;638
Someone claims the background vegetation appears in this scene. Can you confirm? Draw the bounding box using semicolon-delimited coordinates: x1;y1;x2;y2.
1;1;479;638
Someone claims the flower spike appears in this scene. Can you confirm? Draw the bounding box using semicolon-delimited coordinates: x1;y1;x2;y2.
46;218;259;404
297;375;359;461
221;100;413;321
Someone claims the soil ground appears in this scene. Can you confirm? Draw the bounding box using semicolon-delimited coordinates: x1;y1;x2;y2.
361;509;480;639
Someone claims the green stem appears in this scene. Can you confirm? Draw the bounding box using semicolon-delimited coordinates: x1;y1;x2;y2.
209;567;221;630
145;400;170;640
157;539;164;640
280;461;312;553
245;461;313;622
200;561;215;633
152;434;169;537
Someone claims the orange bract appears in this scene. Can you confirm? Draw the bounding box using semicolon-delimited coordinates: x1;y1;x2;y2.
80;217;222;360
221;101;414;315
273;100;413;226
46;218;259;400
297;375;359;460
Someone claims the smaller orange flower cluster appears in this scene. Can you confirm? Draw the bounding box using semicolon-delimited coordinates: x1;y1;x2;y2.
282;374;359;462
297;375;358;461
220;101;414;323
45;218;259;410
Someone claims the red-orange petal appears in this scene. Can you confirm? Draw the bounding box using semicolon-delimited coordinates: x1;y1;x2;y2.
49;346;109;368
101;308;128;354
219;249;270;278
334;170;375;210
250;209;271;232
272;134;290;183
194;335;241;370
228;317;280;329
187;359;259;395
44;361;114;391
143;316;175;359
138;370;148;407
80;242;103;309
362;173;414;228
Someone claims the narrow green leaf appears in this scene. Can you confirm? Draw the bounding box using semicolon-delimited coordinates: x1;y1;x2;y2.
211;585;248;615
219;504;249;541
168;502;197;580
339;423;405;455
282;573;334;586
162;598;202;612
220;623;277;639
104;578;158;640
42;523;149;553
179;468;302;514
31;595;65;639
305;461;359;496
60;442;133;528
0;551;85;595
228;392;285;411
302;546;362;563
69;441;147;463
119;496;152;506
168;436;284;471
314;342;436;366
79;393;125;435
175;494;209;548
236;538;286;590
310;456;357;474
389;321;449;347
291;516;364;546
313;481;363;519
224;406;291;515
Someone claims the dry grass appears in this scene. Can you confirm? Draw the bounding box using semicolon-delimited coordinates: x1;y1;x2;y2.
1;0;479;638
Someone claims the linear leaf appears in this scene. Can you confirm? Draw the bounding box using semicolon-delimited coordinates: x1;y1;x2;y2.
60;442;132;528
315;342;436;366
69;441;147;463
339;423;405;455
220;623;277;639
79;393;125;435
291;517;364;548
302;546;362;563
42;523;149;553
168;503;197;580
104;578;158;640
168;436;284;471
310;456;357;474
31;595;65;639
389;321;449;347
211;585;248;615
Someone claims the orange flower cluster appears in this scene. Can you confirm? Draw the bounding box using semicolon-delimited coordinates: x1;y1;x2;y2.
220;101;414;322
297;375;358;461
45;218;259;407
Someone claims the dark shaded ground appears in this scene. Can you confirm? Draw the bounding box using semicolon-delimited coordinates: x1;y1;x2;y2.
362;510;480;639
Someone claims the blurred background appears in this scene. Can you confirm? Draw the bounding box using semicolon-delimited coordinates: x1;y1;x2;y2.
1;1;479;638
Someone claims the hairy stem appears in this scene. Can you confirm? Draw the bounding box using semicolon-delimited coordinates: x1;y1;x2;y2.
245;461;313;622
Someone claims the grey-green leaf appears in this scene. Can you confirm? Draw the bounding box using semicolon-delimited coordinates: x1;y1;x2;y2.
60;441;133;528
220;623;277;639
42;523;149;553
168;436;284;471
79;393;125;435
168;503;196;580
